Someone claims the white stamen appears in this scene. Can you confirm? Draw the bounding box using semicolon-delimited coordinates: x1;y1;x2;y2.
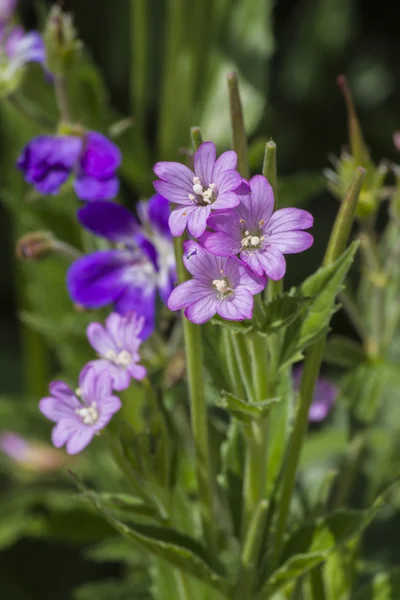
193;176;200;185
212;279;232;295
76;402;99;425
193;183;204;195
105;348;132;369
250;236;260;246
188;193;195;201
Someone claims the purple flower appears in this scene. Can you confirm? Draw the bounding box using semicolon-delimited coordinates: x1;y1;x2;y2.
39;367;121;455
86;312;146;391
0;431;65;471
67;198;175;338
202;175;314;281
153;141;247;237
17;131;121;201
0;25;45;83
293;366;337;423
168;241;266;324
0;0;17;23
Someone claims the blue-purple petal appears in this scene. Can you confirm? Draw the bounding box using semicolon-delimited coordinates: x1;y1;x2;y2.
80;132;121;180
77;200;140;243
73;174;119;201
114;284;156;340
146;194;171;238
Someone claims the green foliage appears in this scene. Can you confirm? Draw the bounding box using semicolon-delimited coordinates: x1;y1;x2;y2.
353;569;400;599
324;335;366;368
217;390;280;423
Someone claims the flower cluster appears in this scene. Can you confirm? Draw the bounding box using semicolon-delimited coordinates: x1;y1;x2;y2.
17;131;121;201
39;311;146;454
154;141;314;323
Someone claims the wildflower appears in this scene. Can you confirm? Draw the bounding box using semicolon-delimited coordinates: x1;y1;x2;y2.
0;431;65;472
67;198;175;338
153;141;248;237
202;175;314;280
0;24;45;95
168;240;266;324
17;131;121;201
86;312;146;391
39;367;121;455
0;0;17;23
292;366;337;423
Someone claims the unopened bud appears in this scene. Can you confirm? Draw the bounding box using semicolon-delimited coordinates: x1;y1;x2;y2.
44;6;82;75
16;231;54;260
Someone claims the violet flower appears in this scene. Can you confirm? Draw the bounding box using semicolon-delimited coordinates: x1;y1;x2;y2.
292;366;337;423
0;0;17;23
153;141;247;237
0;431;65;471
67;197;175;338
39;366;121;455
86;312;146;391
0;24;45;90
168;241;266;324
17;131;121;201
202;175;314;281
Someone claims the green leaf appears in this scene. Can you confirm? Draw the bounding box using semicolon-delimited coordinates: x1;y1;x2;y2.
73;579;151;600
217;390;280;423
340;362;386;423
78;492;165;524
73;477;231;595
324;335;365;368
254;293;312;337
353;568;400;599
257;490;388;598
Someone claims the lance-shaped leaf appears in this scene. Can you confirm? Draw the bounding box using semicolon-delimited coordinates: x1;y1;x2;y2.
324;335;365;368
77;492;165;524
340;361;386;423
72;477;231;596
217;391;280;423
256;490;388;598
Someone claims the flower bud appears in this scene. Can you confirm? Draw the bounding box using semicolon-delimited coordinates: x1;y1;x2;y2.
16;231;54;260
44;6;82;75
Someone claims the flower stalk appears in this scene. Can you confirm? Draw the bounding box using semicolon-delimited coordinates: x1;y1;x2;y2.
271;167;366;567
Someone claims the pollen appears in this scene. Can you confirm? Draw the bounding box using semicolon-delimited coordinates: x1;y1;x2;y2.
76;402;99;425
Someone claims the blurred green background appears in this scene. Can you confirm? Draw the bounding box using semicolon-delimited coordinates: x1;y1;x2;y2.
1;0;400;597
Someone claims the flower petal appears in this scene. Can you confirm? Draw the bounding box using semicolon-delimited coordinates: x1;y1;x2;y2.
66;427;95;454
153;162;194;189
67;250;132;308
79;367;114;403
194;142;216;186
96;395;122;428
183;240;225;281
217;288;254;321
145;194;171;237
73;174;119;201
267;208;314;233
201;230;240;257
168;279;213;311
169;206;196;236
266;231;314;254
188;206;211;237
80;132;121;179
184;294;217;324
249;175;275;223
51;419;81;449
212;150;237;180
257;245;287;280
85;359;131;392
77;201;139;243
234;259;267;293
114;284;156;340
212;191;241;210
39;395;77;422
215;169;243;194
240;250;265;277
87;322;114;355
153;180;192;205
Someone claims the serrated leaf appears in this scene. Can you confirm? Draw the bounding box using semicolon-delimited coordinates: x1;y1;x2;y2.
257;490;388;598
73;477;231;595
255;293;312;336
217;390;280;423
324;335;365;368
210;315;253;334
78;492;165;524
353;568;400;599
300;242;359;346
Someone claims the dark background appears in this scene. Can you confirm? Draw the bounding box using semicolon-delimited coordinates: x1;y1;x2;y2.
1;0;399;597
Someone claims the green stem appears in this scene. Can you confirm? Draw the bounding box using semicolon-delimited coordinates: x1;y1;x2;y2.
173;236;216;550
231;334;256;402
222;330;245;399
54;74;71;123
236;500;269;599
130;0;148;130
227;73;249;178
262;141;278;205
271;168;366;568
310;566;326;600
332;433;366;508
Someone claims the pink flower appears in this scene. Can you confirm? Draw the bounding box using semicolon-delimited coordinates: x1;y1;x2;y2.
39;367;121;455
168;241;266;324
153;141;248;237
202;175;314;280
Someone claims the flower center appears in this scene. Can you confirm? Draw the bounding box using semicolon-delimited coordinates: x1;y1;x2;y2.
212;278;233;299
104;349;132;369
188;176;216;205
241;229;265;250
75;402;99;425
